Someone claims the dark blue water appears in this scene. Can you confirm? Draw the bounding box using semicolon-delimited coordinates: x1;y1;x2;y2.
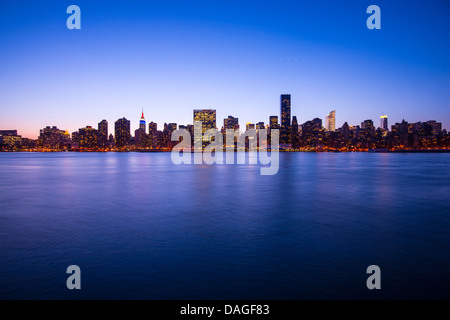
0;152;449;299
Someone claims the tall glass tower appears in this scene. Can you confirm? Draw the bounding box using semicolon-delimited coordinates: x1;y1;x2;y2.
380;114;388;131
325;110;336;132
280;94;291;128
280;94;291;145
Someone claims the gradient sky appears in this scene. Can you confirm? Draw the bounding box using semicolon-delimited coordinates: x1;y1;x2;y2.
0;0;449;138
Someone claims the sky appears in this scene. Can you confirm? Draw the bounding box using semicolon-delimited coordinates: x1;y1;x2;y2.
0;0;449;139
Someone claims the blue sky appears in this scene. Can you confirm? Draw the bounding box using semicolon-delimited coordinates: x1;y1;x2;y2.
0;0;449;138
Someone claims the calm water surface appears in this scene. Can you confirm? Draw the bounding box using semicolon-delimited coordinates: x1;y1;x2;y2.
0;152;449;299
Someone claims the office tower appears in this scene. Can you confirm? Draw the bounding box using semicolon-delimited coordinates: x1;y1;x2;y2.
71;131;80;144
98;120;108;148
139;109;146;133
291;116;299;148
246;123;255;130
148;122;157;134
426;120;442;136
114;117;131;148
38;126;70;149
399;119;409;147
0;130;22;147
361;119;374;129
194;109;216;148
269;116;279;129
342;122;350;140
380;115;388;131
280;94;291;127
224;116;239;130
167;123;177;133
280;94;291;145
325;110;336;132
78;126;99;149
194;109;216;130
256;122;265;130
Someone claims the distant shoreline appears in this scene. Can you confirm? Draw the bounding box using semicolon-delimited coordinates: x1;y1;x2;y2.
1;149;450;153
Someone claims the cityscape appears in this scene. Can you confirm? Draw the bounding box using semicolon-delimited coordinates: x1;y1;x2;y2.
0;94;448;152
1;1;450;303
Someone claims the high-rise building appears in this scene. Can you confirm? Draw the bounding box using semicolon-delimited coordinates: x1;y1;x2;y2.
426;120;442;136
98;120;108;148
280;94;291;127
291;116;299;148
246;123;255;130
38;126;70;149
380;115;388;131
269;116;279;129
0;130;22;147
114;117;131;148
361;119;374;129
193;109;216;148
194;109;216;130
325;110;336;132
280;94;291;145
224;116;239;131
148;122;157;134
139;109;146;133
78;126;99;149
167;123;177;133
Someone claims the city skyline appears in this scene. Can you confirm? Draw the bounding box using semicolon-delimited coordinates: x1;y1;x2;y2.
1;92;448;152
1;100;448;141
1;0;449;139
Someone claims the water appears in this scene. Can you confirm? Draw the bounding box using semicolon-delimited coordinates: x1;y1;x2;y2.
0;152;449;299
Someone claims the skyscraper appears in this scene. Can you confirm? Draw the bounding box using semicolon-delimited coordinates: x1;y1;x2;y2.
139;109;146;133
280;94;291;127
78;126;99;150
148;122;157;134
280;94;291;145
194;109;216;148
380;115;388;131
269;116;279;129
325;110;336;132
291;116;299;148
224;116;239;131
246;123;255;130
194;109;216;130
114;117;131;149
361;119;374;129
98;120;108;148
135;110;148;148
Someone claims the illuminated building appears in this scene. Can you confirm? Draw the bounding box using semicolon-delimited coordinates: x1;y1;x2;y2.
38;126;70;149
269;116;279;129
98;120;108;148
0;130;22;147
193;109;216;147
256;122;265;130
224;116;239;131
426;120;442;136
114;117;131;148
78;126;99;149
380;115;388;131
325;110;336;132
361;119;374;130
280;94;291;145
167;123;177;133
148;122;157;134
139;109;146;133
